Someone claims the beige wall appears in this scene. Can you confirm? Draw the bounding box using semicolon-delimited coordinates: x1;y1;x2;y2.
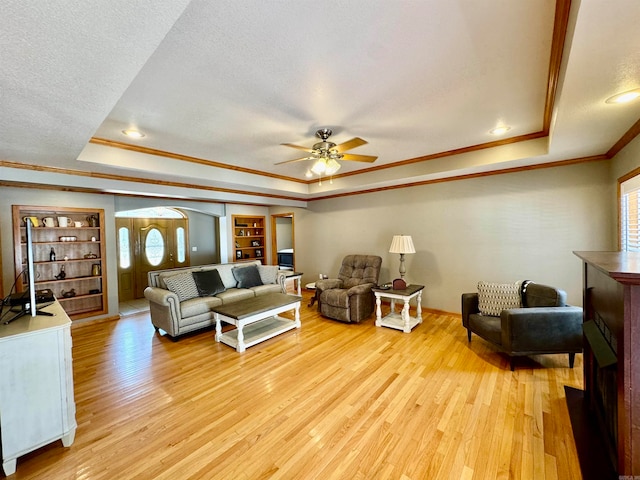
3;150;636;317
285;160;614;313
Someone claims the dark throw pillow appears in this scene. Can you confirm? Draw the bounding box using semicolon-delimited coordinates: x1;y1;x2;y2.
192;269;226;296
232;264;263;288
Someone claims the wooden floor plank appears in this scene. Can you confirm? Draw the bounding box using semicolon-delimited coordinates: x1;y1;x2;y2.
5;291;583;479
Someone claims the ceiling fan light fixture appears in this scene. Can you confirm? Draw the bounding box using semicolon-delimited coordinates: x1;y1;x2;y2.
605;88;640;104
278;127;376;183
325;158;341;176
311;158;327;175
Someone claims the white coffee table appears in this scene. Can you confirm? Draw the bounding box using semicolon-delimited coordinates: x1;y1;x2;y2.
373;284;424;333
213;292;301;352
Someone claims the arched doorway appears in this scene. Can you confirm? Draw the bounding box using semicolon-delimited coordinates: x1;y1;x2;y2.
116;207;189;301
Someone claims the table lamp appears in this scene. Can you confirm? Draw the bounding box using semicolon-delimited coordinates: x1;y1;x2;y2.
389;235;415;281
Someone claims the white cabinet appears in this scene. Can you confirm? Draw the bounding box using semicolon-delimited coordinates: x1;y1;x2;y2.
0;301;76;476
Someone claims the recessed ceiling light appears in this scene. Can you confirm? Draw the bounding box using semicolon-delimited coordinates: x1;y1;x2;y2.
122;129;145;138
605;88;640;104
489;126;511;135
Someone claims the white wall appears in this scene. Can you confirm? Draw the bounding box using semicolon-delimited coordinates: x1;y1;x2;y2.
288;160;614;312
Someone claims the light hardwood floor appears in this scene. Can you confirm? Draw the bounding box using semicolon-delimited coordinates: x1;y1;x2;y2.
8;291;583;479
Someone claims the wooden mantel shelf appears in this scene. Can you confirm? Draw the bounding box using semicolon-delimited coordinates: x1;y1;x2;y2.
574;251;640;284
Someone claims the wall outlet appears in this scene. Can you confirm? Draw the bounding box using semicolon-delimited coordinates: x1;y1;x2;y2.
192;246;197;252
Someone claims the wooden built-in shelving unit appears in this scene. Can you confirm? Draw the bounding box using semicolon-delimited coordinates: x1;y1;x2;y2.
232;215;265;262
12;205;107;320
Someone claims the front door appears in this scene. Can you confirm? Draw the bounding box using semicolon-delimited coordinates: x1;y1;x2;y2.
117;217;189;300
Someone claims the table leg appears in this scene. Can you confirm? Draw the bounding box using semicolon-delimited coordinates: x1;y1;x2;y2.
375;294;382;326
3;458;17;476
294;303;301;328
215;313;222;342
416;292;422;324
236;321;246;353
402;298;411;333
308;288;318;307
61;429;76;447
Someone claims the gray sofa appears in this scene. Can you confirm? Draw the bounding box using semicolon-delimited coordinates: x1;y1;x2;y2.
461;281;583;370
144;260;289;338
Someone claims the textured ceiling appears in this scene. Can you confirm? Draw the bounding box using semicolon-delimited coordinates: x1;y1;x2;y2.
1;0;640;205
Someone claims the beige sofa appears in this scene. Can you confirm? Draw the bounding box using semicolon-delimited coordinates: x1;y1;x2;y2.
144;260;288;338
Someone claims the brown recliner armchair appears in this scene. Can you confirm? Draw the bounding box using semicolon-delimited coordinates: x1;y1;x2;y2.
461;281;583;370
315;255;382;323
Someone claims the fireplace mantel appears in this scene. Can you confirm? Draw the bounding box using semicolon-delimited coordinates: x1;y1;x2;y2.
574;251;640;476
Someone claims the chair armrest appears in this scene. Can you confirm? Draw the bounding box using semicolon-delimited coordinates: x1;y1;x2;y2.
316;278;343;292
501;306;583;352
144;286;178;306
346;282;375;296
461;293;479;327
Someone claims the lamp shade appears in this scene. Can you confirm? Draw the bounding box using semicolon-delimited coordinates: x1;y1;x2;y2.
389;235;415;254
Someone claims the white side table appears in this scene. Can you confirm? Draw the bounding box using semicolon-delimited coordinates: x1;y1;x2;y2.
373;284;424;333
280;271;303;295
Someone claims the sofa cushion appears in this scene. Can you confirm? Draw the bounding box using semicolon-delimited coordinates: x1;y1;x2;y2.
251;283;282;295
164;272;200;302
343;278;363;288
477;281;522;316
217;288;255;303
233;264;263;288
192;269;226;296
213;264;238;289
468;313;502;346
321;288;350;308
257;264;279;285
180;295;223;318
158;269;200;290
525;283;566;307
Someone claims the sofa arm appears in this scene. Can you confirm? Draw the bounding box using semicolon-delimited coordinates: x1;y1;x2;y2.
461;293;479;328
144;286;178;306
501;306;583;354
144;286;182;337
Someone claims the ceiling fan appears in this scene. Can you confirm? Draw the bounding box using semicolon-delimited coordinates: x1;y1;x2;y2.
277;128;377;178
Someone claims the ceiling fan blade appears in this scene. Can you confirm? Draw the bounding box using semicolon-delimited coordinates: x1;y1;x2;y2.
274;156;310;165
341;153;378;163
281;142;313;152
334;137;367;153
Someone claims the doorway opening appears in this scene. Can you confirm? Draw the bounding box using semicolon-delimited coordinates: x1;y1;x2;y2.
271;213;295;270
116;207;189;315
